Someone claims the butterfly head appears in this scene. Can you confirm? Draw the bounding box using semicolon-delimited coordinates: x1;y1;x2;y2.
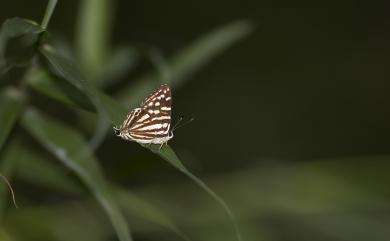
113;127;121;136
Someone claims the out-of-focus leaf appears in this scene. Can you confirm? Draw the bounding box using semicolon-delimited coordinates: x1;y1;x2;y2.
0;138;21;220
168;20;253;86
28;68;95;111
76;0;112;79
20;108;133;241
27;67;127;125
138;157;390;223
0;229;16;241
39;44;101;107
14;147;83;194
129;157;390;241
10;145;189;240
0;88;25;151
40;0;58;30
99;46;139;87
4;203;108;241
0;17;45;74
39;44;118;148
0;18;42;40
115;187;191;241
147;144;242;241
118;20;254;108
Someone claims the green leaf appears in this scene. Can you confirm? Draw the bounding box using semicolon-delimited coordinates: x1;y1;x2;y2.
9;145;190;240
14;146;84;194
40;0;58;30
0;18;42;39
0;17;45;74
147;144;243;241
4;204;109;241
115;187;191;241
76;0;113;79
0;88;25;151
27;67;127;125
39;44;118;148
28;68;95;111
0;138;21;221
39;44;99;103
99;46;139;87
168;20;253;87
118;20;254;108
20;108;133;241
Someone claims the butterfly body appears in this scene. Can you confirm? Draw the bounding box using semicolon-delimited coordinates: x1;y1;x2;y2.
114;84;173;148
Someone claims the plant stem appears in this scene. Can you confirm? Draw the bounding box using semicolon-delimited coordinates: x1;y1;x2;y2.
41;0;58;29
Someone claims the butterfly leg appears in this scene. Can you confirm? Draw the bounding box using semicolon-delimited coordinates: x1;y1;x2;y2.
159;142;165;150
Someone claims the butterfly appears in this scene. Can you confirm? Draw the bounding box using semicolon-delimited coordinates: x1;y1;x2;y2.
114;84;173;149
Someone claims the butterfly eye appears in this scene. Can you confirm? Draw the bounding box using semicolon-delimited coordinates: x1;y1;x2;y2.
113;127;120;136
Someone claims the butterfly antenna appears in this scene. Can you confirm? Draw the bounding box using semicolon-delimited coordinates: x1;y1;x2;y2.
172;117;195;132
171;116;184;131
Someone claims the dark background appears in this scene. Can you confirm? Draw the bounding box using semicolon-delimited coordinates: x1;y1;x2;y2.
1;1;390;241
2;1;390;163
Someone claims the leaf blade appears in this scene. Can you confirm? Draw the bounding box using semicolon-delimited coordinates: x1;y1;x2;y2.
115;187;191;241
0;88;25;151
27;68;95;111
39;44;117;149
118;20;254;108
0;17;45;73
76;0;112;79
9;145;190;240
148;145;243;241
20;108;133;241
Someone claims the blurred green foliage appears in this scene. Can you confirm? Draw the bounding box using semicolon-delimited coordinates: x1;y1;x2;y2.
0;1;252;241
1;1;389;241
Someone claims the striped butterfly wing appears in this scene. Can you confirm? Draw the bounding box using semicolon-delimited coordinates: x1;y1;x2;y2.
120;84;172;143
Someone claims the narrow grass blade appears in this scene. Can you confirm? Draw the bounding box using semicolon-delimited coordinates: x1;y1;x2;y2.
76;0;113;79
99;46;139;87
21;108;133;241
41;0;58;29
0;88;25;151
118;20;253;108
147;144;243;241
168;20;253;87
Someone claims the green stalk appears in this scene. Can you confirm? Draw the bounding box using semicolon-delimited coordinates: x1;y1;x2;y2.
41;0;58;29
